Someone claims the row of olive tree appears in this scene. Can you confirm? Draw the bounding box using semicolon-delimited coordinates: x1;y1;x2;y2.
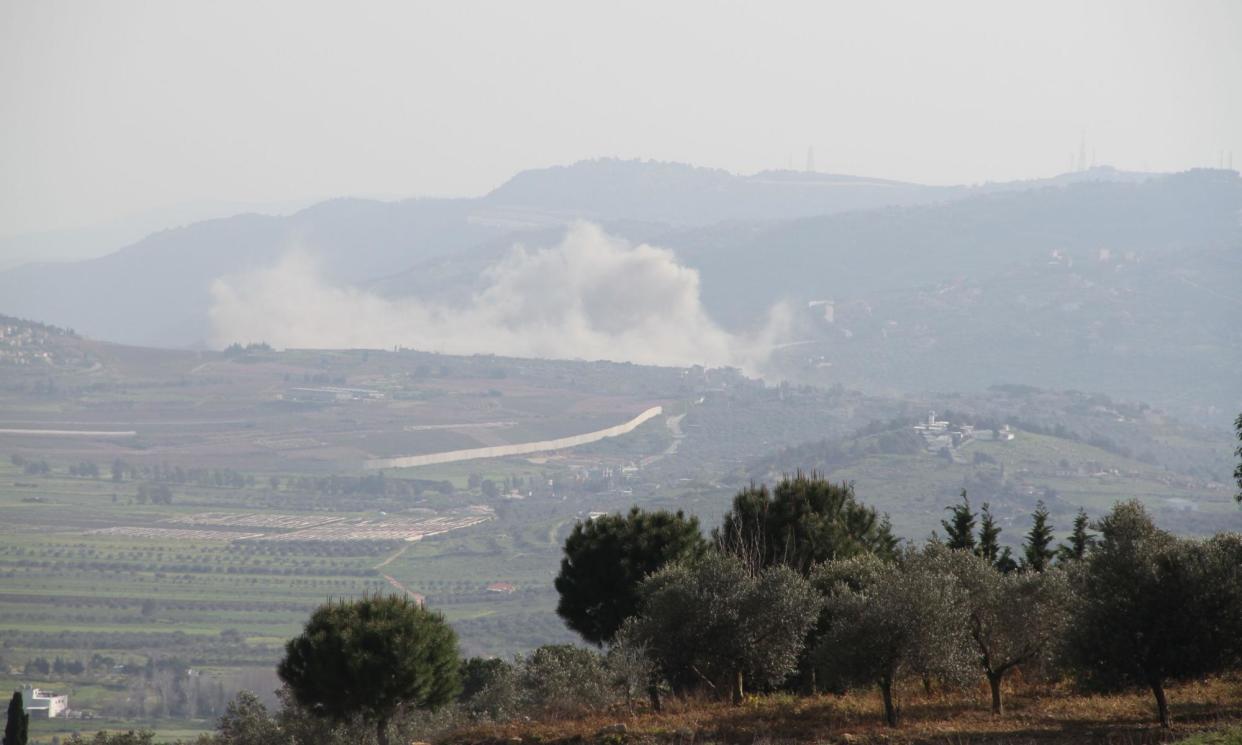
1065;502;1242;728
812;543;1070;725
554;474;894;647
553;475;1242;728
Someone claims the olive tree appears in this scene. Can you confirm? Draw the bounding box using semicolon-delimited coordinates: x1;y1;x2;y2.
555;507;707;645
457;657;517;721
458;657;511;705
277;594;460;745
516;645;613;718
813;549;974;726
630;551;821;703
214;691;280;745
457;659;518;722
925;545;1071;714
1066;501;1242;728
607;619;660;713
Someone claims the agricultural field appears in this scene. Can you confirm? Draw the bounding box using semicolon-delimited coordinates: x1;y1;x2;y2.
0;459;568;740
1;323;1238;740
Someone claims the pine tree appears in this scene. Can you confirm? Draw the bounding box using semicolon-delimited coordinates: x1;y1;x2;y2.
556;507;707;645
279;595;460;745
3;690;27;745
1058;508;1095;562
941;490;977;552
716;474;898;576
1022;501;1056;571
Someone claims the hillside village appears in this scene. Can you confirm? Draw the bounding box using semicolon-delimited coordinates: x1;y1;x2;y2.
0;316;97;374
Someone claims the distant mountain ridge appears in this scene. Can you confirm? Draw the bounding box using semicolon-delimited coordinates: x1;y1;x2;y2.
482;158;1157;225
0;157;1164;347
0;159;1236;423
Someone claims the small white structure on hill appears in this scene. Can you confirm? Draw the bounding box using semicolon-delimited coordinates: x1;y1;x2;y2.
913;411;983;450
22;686;68;718
913;411;949;435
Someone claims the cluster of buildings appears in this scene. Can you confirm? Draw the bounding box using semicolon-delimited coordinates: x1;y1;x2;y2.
913;411;1014;451
0;318;88;369
0;322;55;366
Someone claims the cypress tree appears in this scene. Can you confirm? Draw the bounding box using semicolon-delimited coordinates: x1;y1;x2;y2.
3;690;27;745
977;502;1001;562
1022;501;1056;571
1233;412;1241;504
1058;508;1095;562
941;490;977;552
978;503;1017;572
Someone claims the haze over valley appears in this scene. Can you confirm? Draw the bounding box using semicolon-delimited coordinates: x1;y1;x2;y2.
2;2;1241;743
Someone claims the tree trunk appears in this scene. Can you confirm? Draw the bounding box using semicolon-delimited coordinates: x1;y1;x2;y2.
1149;677;1170;729
880;677;898;727
987;670;1003;716
648;683;662;712
376;715;390;745
732;669;744;705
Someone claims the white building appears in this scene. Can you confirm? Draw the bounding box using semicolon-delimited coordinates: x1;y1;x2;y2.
23;687;68;718
912;410;949;435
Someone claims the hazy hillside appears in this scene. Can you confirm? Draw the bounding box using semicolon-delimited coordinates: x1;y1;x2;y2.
0;198;501;346
672;168;1242;323
667;169;1242;420
744;392;1236;540
372;167;1242;420
1;161;1237;421
0;159;1165;349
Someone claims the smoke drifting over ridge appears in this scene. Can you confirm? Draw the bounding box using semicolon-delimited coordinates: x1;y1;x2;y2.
208;223;789;371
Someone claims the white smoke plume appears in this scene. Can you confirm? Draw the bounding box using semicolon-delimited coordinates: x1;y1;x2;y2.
208;222;788;371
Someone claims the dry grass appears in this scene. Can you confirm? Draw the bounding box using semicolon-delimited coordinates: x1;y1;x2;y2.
440;676;1242;745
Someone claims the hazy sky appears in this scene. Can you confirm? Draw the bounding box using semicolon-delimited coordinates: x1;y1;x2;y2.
2;0;1240;236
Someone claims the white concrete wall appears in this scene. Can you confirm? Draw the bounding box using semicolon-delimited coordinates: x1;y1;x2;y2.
365;406;663;470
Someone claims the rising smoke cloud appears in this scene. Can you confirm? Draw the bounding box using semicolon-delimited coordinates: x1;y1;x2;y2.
208;222;788;371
